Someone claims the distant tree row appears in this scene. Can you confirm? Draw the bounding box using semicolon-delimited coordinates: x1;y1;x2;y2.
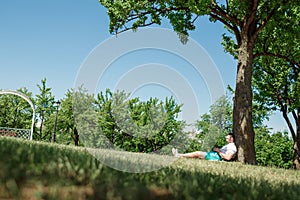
0;79;296;168
0;79;186;153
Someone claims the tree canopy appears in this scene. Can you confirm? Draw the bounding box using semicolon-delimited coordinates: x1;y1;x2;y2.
252;4;300;168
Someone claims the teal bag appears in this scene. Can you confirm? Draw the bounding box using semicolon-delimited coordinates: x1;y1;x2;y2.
205;152;221;161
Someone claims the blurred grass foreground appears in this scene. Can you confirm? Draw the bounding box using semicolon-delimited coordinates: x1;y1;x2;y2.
1;136;300;200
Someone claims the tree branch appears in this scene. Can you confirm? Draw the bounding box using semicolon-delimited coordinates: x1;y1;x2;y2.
209;2;242;27
292;110;299;127
282;107;296;141
246;0;259;28
114;22;156;35
226;0;229;12
254;52;299;66
209;13;241;44
260;63;295;137
254;9;276;39
254;0;290;39
114;6;190;34
208;3;241;44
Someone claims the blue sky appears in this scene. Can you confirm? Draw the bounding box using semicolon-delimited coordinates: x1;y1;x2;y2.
0;0;288;132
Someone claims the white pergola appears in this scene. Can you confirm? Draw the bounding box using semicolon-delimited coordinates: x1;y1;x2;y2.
0;90;35;140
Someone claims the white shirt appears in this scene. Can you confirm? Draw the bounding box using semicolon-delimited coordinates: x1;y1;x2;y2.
220;143;237;154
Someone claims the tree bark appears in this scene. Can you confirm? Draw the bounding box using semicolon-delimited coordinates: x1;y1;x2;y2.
233;33;257;165
39;115;44;140
293;141;300;169
293;109;300;169
74;127;79;146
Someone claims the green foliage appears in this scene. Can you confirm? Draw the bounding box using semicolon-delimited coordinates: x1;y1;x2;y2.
255;128;293;169
253;58;292;110
252;1;300;124
189;93;271;152
35;78;55;141
254;3;300;63
221;1;299;60
99;0;210;38
0;88;33;129
188;94;292;169
2;82;186;151
96;89;185;153
72;87;102;148
1;137;300;199
221;33;238;59
252;2;300;167
187;95;232;152
1;81;295;169
55;89;78;145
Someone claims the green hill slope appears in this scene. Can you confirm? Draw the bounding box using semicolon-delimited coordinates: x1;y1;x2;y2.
1;137;300;200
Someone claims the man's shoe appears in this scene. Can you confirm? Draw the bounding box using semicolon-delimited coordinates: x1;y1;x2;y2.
172;148;179;157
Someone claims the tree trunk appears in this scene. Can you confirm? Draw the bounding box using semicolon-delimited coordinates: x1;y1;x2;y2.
233;34;257;165
39;116;44;140
74;127;79;146
293;141;300;169
282;107;300;169
293;109;300;169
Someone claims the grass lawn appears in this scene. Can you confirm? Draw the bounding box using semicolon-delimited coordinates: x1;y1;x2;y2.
0;136;299;200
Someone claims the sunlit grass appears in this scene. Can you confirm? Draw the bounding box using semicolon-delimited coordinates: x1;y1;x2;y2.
1;136;299;199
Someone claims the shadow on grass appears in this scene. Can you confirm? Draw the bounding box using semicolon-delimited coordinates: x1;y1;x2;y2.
0;137;299;200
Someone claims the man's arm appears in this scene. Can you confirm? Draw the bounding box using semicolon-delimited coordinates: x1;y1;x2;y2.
219;151;235;161
213;148;235;161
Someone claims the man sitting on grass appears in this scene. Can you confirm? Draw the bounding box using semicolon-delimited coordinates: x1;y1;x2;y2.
172;133;237;161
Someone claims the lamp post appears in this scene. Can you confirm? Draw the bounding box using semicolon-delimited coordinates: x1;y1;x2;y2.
51;100;61;143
